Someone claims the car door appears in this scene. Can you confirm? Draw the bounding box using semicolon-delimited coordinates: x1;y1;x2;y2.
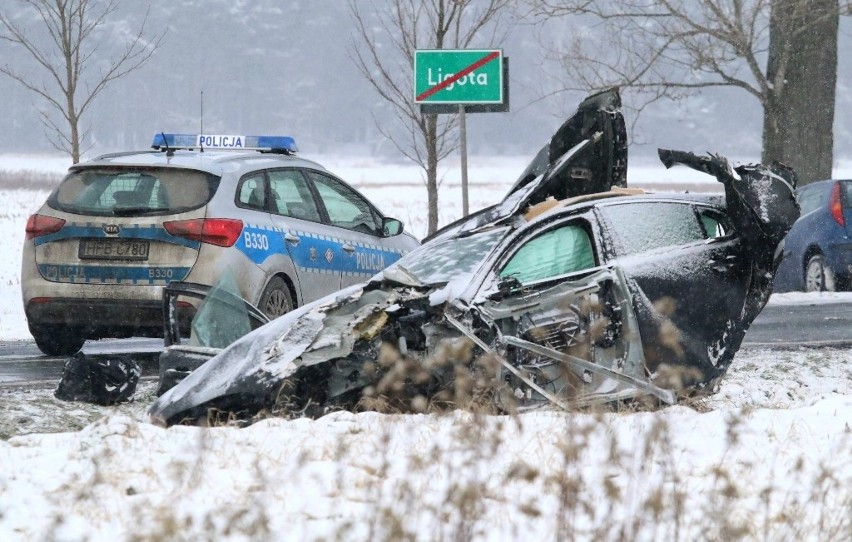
476;218;652;407
262;168;342;302
304;169;407;288
596;200;749;373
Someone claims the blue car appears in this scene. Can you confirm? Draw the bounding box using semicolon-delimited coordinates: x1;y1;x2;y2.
775;179;852;292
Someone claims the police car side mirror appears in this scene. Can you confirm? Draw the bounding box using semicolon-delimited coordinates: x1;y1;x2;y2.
382;218;404;237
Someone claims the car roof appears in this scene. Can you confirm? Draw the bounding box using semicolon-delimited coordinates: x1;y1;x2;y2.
524;189;724;224
797;179;852;192
69;149;329;178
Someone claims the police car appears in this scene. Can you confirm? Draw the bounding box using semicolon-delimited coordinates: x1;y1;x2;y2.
21;133;419;355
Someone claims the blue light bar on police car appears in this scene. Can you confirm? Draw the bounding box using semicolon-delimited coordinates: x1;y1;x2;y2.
151;133;298;153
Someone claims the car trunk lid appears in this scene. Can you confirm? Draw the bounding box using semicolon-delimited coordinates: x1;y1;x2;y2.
31;166;221;286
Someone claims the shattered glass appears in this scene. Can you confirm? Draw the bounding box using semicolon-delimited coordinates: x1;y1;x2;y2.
189;270;253;348
699;211;728;238
389;228;506;285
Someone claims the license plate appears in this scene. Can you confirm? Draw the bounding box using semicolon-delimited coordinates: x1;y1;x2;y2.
78;238;150;260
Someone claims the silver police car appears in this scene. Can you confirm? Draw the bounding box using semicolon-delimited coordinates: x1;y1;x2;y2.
22;133;419;355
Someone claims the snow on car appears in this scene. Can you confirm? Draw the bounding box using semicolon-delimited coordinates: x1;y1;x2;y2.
149;90;800;425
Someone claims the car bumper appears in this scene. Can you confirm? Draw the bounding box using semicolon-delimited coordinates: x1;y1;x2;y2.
24;297;196;337
824;242;852;283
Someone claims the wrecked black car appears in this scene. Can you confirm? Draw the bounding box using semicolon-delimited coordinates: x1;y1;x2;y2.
149;89;799;426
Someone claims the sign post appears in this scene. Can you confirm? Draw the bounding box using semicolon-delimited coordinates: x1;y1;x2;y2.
414;49;508;217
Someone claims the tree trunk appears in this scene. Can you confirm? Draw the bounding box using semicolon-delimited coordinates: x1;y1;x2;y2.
70;114;80;164
764;0;838;185
426;113;439;235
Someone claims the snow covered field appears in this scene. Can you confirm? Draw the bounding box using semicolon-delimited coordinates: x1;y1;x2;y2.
0;154;850;541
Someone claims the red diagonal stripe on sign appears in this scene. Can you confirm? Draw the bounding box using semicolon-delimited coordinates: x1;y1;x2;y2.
416;51;500;102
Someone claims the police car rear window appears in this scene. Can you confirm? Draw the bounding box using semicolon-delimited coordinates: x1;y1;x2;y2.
48;167;221;216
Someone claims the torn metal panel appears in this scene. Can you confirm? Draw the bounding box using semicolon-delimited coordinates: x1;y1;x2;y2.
502;337;675;405
424;88;627;244
294;288;419;367
478;266;666;409
658;148;799;250
510;88;627;198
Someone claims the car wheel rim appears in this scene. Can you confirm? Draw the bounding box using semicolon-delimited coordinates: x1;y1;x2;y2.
265;290;290;318
805;261;823;292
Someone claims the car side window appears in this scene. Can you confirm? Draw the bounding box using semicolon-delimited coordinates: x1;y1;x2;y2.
797;187;823;216
267;169;322;222
305;170;381;235
602;202;705;257
237;174;267;211
698;208;731;239
500;223;595;284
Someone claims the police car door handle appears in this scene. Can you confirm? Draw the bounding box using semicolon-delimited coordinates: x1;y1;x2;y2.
342;243;356;253
284;233;300;245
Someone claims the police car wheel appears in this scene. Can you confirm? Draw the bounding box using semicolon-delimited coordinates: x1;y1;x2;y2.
30;324;86;356
259;277;293;319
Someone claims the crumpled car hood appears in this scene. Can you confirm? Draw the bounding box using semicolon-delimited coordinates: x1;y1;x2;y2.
150;282;437;425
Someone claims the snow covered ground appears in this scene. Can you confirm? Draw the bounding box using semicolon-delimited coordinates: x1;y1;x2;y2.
0;154;850;541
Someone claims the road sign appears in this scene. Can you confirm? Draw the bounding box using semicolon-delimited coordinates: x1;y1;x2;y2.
414;49;504;105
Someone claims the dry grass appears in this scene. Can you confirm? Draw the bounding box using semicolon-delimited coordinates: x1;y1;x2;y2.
1;353;849;541
232;348;849;541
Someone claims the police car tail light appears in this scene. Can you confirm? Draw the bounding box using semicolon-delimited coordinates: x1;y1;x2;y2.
25;214;66;240
164;218;243;247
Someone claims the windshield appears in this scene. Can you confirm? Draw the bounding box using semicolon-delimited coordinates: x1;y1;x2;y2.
388;228;507;285
49;167;221;216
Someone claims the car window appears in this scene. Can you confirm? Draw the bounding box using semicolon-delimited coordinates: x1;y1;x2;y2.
500;223;595;284
189;271;253;349
305;170;381;235
50;167;220;216
390;228;507;285
267;169;322;222
797;186;824;216
699;209;731;238
237;173;267;211
842;182;852;209
602;202;706;257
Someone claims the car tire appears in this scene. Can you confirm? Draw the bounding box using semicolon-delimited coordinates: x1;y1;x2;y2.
259;277;294;319
30;324;86;356
804;254;832;292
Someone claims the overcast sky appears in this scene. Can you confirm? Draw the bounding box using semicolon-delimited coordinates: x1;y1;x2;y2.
0;2;850;165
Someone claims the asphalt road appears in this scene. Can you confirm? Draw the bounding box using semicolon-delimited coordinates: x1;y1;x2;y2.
1;302;851;385
742;302;852;346
0;338;162;384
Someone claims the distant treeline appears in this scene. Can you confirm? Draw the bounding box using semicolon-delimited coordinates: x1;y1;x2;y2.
0;170;62;191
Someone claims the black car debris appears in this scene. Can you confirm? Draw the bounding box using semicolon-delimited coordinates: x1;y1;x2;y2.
149;89;799;426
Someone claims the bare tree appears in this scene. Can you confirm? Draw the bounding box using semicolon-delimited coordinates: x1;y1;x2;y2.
531;0;845;184
0;0;163;163
350;0;512;235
